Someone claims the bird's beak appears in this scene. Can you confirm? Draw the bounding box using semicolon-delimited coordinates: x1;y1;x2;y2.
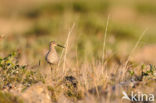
57;44;65;48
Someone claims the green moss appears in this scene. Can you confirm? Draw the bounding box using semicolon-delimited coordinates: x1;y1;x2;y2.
47;86;57;102
0;52;45;90
47;85;64;102
63;76;83;101
0;91;23;103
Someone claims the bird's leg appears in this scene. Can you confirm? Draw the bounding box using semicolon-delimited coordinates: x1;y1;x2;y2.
50;65;57;81
50;64;53;80
50;65;53;73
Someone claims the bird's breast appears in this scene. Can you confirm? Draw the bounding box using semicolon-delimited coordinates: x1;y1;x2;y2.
45;51;58;65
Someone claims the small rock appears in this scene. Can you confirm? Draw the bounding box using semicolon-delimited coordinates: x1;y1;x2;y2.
22;83;51;103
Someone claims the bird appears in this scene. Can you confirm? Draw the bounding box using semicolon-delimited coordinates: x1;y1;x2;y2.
45;41;64;74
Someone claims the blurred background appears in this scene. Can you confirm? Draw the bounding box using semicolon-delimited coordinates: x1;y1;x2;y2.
0;1;156;103
0;0;156;64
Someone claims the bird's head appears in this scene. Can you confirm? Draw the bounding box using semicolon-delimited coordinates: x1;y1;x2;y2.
49;41;65;48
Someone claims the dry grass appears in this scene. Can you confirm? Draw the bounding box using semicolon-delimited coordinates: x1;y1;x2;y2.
122;28;148;80
0;23;155;103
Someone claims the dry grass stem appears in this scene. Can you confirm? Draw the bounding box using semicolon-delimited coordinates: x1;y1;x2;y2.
102;15;110;65
122;28;148;79
62;23;76;73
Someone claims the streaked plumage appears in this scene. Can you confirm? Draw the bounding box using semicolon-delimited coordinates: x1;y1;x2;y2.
45;41;64;68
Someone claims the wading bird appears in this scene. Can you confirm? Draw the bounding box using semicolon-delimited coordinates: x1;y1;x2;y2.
45;41;64;73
